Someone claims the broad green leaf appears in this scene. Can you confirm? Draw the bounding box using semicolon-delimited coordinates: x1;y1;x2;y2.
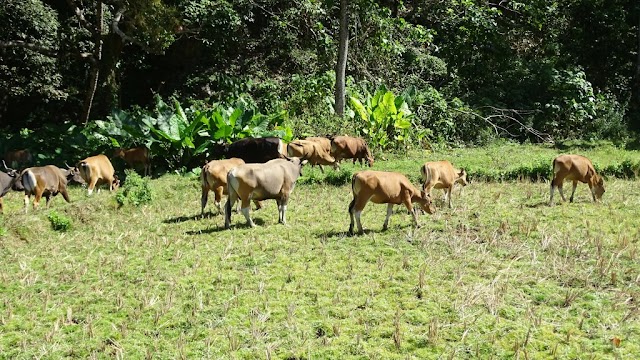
349;96;369;121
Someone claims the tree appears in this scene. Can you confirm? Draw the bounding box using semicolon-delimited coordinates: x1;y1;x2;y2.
334;0;349;116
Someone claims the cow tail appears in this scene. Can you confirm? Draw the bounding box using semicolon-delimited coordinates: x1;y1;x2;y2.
421;164;430;191
22;170;37;193
348;174;358;215
201;164;209;187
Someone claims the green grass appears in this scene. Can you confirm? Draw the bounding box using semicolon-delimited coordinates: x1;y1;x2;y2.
1;144;639;359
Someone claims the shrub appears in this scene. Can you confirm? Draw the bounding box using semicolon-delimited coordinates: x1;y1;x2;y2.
116;170;154;207
48;211;71;232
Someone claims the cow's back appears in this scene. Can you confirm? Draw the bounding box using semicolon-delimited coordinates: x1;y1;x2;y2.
227;137;283;163
422;161;455;187
203;158;245;185
305;137;332;153
79;154;115;180
553;154;594;181
22;165;66;193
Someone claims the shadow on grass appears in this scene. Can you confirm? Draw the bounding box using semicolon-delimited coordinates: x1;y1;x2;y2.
163;212;217;224
320;223;415;238
525;201;550;208
185;217;266;235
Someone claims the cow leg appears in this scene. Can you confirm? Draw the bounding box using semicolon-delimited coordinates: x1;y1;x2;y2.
87;178;98;196
0;197;3;213
318;165;325;173
240;196;255;227
224;188;238;229
61;189;71;203
402;193;419;227
24;194;30;213
569;180;578;203
348;198;356;235
200;184;210;215
33;188;43;210
447;186;453;208
382;203;394;231
45;194;52;207
214;186;224;213
557;183;566;202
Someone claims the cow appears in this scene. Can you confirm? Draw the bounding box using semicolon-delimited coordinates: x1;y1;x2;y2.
330;136;374;167
20;165;71;212
305;136;332;154
225;137;286;164
225;157;307;228
287;139;337;172
3;149;32;168
0;161;21;213
549;154;605;205
420;160;468;208
113;147;151;177
201;158;262;215
75;155;119;195
348;170;435;235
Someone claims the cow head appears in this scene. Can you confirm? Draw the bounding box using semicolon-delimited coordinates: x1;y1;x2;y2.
113;148;125;159
590;174;605;200
64;163;86;185
417;190;436;215
366;151;374;167
456;168;468;186
112;175;120;191
2;160;19;178
284;156;308;176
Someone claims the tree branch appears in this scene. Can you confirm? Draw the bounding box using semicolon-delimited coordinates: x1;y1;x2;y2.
0;40;58;57
111;6;163;55
66;0;90;29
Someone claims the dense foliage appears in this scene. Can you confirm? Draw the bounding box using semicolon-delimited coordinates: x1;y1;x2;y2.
1;0;639;151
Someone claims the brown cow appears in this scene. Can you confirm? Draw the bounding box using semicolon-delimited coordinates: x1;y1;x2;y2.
287;139;337;172
305;136;332;154
20;165;71;212
113;147;151;177
348;170;435;235
421;160;468;208
75;155;119;195
4;149;32;168
549;154;605;205
225;157;306;228
331;136;374;167
201;158;262;215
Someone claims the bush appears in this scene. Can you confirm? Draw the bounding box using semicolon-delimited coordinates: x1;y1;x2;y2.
116;170;154;207
48;211;71;232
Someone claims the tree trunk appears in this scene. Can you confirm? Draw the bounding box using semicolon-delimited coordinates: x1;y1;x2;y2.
81;0;103;125
334;0;349;117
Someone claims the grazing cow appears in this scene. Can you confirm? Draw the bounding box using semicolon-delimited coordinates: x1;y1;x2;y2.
550;154;605;205
0;161;20;213
421;160;468;208
330;136;374;167
305;136;332;154
3;149;32;168
201;158;262;215
225;157;307;228
348;170;435;235
226;137;286;164
75;155;119;195
287;139;337;172
113;147;151;177
20;165;71;212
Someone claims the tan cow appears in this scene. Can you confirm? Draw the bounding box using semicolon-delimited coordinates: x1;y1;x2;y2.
348;170;435;235
75;155;119;195
330;136;374;167
20;165;71;212
113;147;151;177
201;158;262;215
549;154;605;205
4;149;32;168
225;157;307;228
305;136;332;154
421;160;468;208
287;139;337;172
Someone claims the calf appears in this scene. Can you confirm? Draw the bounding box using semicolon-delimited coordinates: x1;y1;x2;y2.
226;137;286;164
331;136;374;167
3;149;32;168
550;154;605;205
225;157;306;228
0;161;20;213
20;165;71;212
287;139;337;172
348;170;435;235
201;158;261;215
305;136;332;154
421;161;468;208
75;155;119;195
113;147;151;177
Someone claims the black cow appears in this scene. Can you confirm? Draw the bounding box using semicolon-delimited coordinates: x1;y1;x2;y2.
0;161;20;213
225;137;286;164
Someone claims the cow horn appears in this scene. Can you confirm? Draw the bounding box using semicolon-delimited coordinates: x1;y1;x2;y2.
2;160;8;170
65;162;73;169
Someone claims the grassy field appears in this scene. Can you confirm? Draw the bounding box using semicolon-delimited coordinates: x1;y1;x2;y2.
1;144;640;359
